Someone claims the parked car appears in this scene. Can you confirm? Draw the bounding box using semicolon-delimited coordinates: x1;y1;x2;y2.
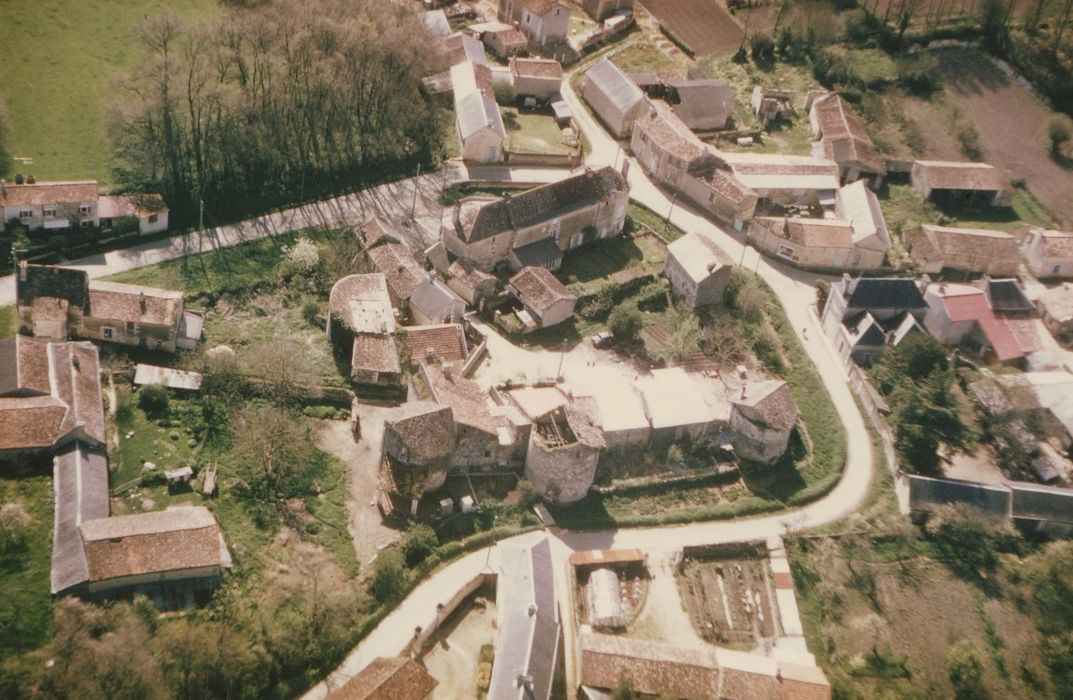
590;331;613;348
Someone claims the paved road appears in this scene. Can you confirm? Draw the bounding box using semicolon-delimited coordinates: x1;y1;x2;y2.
303;70;874;700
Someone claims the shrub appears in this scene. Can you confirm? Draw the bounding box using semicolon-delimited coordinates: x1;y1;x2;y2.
517;480;537;509
608;303;643;340
1048;114;1073;154
137;385;170;418
813;280;830;312
402;524;439;567
750;32;776;67
302;299;320;327
636;280;669;311
287;236;320;271
371;550;406;603
579;284;618;321
946;640;986;700
897;55;941;96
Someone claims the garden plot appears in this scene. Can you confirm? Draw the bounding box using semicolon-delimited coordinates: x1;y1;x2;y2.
641;0;744;57
677;545;782;648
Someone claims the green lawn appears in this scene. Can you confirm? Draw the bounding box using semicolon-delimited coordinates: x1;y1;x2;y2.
502;108;573;156
0;0;220;183
557;233;666;291
0;305;17;339
0;474;55;656
627;202;685;242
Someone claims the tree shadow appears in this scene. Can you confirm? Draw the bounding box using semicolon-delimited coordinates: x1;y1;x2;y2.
738;430;808;502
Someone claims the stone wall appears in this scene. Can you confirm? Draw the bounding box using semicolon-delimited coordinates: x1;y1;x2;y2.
524;433;599;503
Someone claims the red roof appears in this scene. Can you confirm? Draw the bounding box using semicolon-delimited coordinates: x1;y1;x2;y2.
940;290;1025;361
978;317;1024;362
941;291;992;322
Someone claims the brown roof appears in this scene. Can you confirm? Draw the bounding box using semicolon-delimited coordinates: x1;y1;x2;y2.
734;380;798;431
778;663;832;700
778;217;854;249
31;296;69;322
0;180;98;207
0;338;105;452
810;94;884;174
447;260;496;286
1037;229;1073;258
511;57;564;79
16;263;88;310
79;506;228;582
421;364;499;434
488;26;527;47
509;266;577;313
361;215;402;248
569;548;645;568
636;101;708;162
367;243;426;303
97;193;167;219
913;160;1008;192
352;333;402;375
404;323;468;364
87;280;182;327
385;402;456;464
908;224;1019;265
580;633;719;699
328;657;438;700
524;0;564;15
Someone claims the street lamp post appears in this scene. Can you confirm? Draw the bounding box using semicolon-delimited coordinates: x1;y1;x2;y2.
665;192;678;224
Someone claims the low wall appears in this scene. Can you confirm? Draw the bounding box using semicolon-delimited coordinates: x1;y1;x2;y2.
408;572;497;655
504;150;583;168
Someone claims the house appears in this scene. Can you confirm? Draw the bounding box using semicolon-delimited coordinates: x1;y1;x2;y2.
15;263;202;352
510;57;564;101
923;283;1026;364
445;260;498;308
906;224;1020;276
1023;371;1073;450
490;535;560;700
838;311;924;366
637;367;720;446
570;367;652;449
440;32;488;69
807;93;885;184
580;58;647;137
76;506;231;607
910;160;1013;207
367;243;427;309
0;178;99;231
97;194;169;235
629;102;756;228
974;276;1035;316
750;86;795;128
361;214;404;248
499;0;572;47
717;151;841;208
327;273;403;396
327;657;438;700
665;232;733;309
443;166;629;272
0;335;106;461
452;61;506;163
582;0;634;21
667;79;735;132
508;266;578;329
1038;283;1073;337
380;402;456;501
410;276;467;326
749;180;890;271
421;364;512;468
729;380;798;464
404;323;469;366
1023;228;1073;279
821;275;929;365
484;25;529;58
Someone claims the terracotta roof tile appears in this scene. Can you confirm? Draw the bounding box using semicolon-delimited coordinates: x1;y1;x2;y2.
87;280;182;327
367;243;426;303
734;380;798;431
913;160;1008;192
509;266;576;313
352;333;401;375
811;94;884;174
328;657;438;700
511;57;564;79
404;323;467;364
384;402;455;464
0;180;98;207
421;364;499;434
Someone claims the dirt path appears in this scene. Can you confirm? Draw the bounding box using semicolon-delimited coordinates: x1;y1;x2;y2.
313;416;399;568
627;555;710;651
938;49;1073;226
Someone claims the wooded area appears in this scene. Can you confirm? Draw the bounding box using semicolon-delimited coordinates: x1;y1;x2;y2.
108;0;445;225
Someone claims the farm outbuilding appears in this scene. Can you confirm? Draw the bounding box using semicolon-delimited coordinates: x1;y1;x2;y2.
910;160;1013;207
1023;228;1073;279
580;58;647;137
905;224;1020;276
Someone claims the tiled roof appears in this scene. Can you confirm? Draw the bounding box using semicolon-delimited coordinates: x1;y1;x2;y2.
352;333;402;375
0;180;99;207
87;280;182;327
667;232;730;284
421;364;499;434
97;193;167;219
913;160;1008;192
1039;284;1073;321
636;101;708;162
404;323;467;364
328;657;438;700
734;380;798;431
909;224;1019;266
410;278;464;323
670;79;734;128
509;266;576;313
385;402;455;464
580;633;719;699
782;218;855;248
361;215;402;248
367;243;426;303
329;274;395;335
80;506;229;582
511;57;564;79
811;93;884;174
440;33;487;68
16;263;88;310
1035;229;1073;258
447;260;496;286
937;289;991;322
51;441;110;593
488;26;528;47
525;0;565;16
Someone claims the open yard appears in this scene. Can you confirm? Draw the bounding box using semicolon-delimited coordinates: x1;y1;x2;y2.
641;0;744;56
935;48;1073;226
502;107;575;156
0;0;219;182
421;591;497;699
557;231;667;292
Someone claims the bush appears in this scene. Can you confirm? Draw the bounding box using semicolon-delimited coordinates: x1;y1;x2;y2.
579;284;618;321
608;303;643;340
371;550;406;603
517;480;537;509
302;299;320;327
635;280;669;311
946;640;986;700
897;55;942;96
750;32;776;67
137;385;170;418
813;280;830;312
1048;114;1073;154
402;524;439;567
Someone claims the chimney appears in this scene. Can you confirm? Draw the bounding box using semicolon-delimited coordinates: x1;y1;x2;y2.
72;356;80;370
26;174;36;185
15;173;24;185
139;292;147;312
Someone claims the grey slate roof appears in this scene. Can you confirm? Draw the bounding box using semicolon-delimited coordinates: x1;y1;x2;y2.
670;79;735;128
16;263;88;309
584;58;644;113
843;277;927;310
1009;481;1073;525
456;91;506;140
979;278;1035;314
51;441;110;593
906;474;1011;518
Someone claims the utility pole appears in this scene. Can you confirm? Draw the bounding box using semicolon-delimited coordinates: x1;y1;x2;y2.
739;228;749;267
410;163;422;221
665;192;678;224
556;340;567;379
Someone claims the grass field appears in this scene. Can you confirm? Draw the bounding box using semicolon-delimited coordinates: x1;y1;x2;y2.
502;107;573;156
0;474;55;657
0;0;219;183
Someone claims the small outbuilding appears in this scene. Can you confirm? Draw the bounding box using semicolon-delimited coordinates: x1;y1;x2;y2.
910;160;1013;207
580;58;647;137
1023;228;1073;279
508;266;578;329
729;380;798;464
664;232;733;310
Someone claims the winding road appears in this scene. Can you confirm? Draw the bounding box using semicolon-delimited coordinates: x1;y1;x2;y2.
301;60;875;699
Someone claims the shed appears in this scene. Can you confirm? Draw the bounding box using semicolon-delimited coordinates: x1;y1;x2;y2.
580;58;646;137
587;568;625;628
134;364;203;391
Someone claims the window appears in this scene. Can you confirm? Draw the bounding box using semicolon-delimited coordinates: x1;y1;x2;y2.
79;205;91;215
19;210;32;219
126;321;136;334
548;218;561;237
101;327;114;340
1055;265;1062;275
148;214;158;224
43;208;56;218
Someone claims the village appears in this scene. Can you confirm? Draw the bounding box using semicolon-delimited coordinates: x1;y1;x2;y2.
3;0;1073;698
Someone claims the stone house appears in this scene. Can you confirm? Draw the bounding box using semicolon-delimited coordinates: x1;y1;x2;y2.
445;260;497;308
499;0;572;48
580;58;647;137
716;151;841;208
440;32;487;69
15;263;201;352
403;323;469;367
581;0;634;21
327;273;404;397
367;243;426;310
1038;283;1073;337
452;61;506;163
409;276;467;326
807;93;885;184
524;403;604;503
483;25;528;59
821;275;929;366
510;57;564;101
380;402;456;500
910;160;1013;207
906;224;1020;276
442;166;629;272
838;311;924;366
664;232;733;309
326;657;438;700
666;79;735;132
508;266;578;329
421;364;512;468
729;380;798;464
1023;228;1073;279
923;283;1027;364
1;179;100;231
